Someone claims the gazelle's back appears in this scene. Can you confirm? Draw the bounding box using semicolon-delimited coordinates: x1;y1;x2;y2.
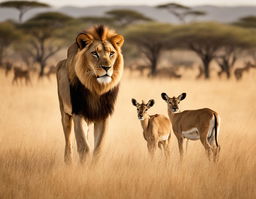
149;114;172;137
172;108;216;132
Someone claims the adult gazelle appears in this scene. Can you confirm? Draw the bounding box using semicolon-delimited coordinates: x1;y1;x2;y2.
161;92;221;161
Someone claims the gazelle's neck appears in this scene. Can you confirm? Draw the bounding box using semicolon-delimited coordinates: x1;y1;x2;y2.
140;114;150;130
168;110;179;122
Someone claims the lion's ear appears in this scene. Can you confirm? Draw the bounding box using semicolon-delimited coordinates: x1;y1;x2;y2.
76;33;93;49
111;34;124;48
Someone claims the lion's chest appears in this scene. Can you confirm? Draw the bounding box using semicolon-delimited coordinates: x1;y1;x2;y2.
70;80;119;122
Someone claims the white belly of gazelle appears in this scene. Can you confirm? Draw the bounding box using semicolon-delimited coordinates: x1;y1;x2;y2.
159;134;170;141
182;128;200;140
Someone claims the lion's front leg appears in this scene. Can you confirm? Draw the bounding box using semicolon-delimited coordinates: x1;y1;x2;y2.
93;117;109;161
73;115;90;163
61;111;72;164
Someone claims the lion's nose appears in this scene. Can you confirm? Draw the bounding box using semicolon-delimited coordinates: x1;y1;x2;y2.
101;66;111;72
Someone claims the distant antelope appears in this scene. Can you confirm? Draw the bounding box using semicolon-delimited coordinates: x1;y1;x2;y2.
156;67;182;79
12;67;31;85
131;98;172;159
4;62;13;77
161;92;221;161
234;61;256;81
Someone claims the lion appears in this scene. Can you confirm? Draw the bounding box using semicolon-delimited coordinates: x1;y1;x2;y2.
56;25;124;164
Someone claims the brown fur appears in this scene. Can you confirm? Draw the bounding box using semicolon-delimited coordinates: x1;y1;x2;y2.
56;25;124;164
132;99;172;159
161;92;221;162
67;25;124;95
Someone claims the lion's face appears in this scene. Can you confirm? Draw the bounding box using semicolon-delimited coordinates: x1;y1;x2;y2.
69;26;124;95
83;40;118;84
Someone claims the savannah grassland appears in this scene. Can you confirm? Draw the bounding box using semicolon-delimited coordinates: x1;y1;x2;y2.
0;67;256;199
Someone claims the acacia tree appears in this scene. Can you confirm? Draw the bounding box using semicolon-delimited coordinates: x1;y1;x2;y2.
21;12;73;77
233;16;256;29
0;22;21;65
0;1;49;23
234;16;256;64
106;9;152;27
126;23;173;76
214;27;254;79
173;22;244;79
156;3;206;23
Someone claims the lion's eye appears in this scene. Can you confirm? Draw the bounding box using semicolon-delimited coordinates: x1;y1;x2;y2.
110;51;115;57
91;51;99;58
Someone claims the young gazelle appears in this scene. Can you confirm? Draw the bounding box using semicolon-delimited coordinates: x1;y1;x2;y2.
161;92;221;161
131;98;172;159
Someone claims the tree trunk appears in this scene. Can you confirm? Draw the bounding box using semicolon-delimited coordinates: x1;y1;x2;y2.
216;56;235;79
225;66;231;79
39;63;46;77
150;56;158;76
0;48;3;66
148;46;161;76
202;56;212;79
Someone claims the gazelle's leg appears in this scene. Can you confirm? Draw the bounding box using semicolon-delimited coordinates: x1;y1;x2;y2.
73;115;90;163
93;118;109;162
164;141;171;160
200;135;212;161
186;139;189;152
209;136;221;162
158;142;164;155
177;137;184;161
61;111;72;164
147;142;157;159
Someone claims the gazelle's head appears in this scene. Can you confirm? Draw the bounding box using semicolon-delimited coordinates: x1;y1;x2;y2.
131;98;155;120
161;92;186;113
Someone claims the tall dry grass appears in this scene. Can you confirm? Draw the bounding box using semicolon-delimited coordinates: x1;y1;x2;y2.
0;69;256;199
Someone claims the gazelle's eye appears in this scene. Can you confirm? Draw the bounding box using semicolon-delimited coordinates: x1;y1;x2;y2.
110;51;115;57
91;51;99;58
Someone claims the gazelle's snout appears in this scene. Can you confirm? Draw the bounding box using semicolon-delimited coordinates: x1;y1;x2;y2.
138;112;144;120
172;107;179;112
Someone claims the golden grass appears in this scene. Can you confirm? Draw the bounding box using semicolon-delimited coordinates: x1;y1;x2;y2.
0;70;256;199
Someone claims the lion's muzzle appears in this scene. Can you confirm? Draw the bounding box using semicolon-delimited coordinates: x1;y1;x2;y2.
97;74;112;84
96;66;113;84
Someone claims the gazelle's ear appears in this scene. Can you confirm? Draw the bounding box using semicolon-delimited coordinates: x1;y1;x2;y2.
76;33;93;49
178;93;186;101
161;93;169;101
131;98;138;106
147;99;155;108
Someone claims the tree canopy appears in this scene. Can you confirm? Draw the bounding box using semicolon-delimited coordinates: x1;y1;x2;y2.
0;1;50;23
172;22;255;78
106;9;152;27
20;12;73;76
0;21;21;64
156;3;205;23
126;23;174;75
233;16;256;29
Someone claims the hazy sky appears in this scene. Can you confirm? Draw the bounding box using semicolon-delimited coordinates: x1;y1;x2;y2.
28;0;256;7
